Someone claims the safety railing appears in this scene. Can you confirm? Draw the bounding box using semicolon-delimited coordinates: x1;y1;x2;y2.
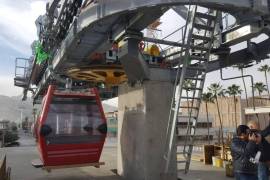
15;58;29;79
160;12;236;60
14;58;30;88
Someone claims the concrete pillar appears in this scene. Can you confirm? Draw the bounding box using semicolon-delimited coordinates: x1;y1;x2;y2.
117;81;177;180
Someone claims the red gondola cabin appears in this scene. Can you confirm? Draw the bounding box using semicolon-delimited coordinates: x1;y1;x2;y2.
36;85;107;168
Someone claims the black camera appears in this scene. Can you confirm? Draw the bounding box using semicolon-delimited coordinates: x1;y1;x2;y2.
246;129;260;137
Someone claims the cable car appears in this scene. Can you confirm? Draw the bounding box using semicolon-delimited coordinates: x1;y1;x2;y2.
33;85;107;170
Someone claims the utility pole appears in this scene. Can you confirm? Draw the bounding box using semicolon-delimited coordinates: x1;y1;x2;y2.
1;131;3;148
18;106;25;130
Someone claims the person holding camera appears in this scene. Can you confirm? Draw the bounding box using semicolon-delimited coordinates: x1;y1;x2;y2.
247;120;270;180
231;125;262;180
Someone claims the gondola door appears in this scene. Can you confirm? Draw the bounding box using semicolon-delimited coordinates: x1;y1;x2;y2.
37;85;107;167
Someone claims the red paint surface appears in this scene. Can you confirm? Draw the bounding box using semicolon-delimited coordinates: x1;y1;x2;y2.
36;85;106;166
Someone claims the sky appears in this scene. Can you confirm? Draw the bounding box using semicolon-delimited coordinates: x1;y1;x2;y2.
0;2;269;106
0;0;46;96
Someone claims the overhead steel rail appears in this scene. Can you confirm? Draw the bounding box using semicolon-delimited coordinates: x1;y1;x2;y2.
51;0;269;72
20;0;270;100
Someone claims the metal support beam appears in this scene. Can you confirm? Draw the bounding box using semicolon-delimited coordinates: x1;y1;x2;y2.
119;37;150;84
143;37;184;47
23;0;270;101
49;0;269;73
208;38;270;72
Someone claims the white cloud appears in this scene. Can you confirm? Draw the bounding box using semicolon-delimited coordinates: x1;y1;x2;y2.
0;0;46;55
103;97;118;107
0;76;22;97
0;1;47;97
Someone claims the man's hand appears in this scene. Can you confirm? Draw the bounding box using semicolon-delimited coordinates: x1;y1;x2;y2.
249;133;262;144
249;134;257;142
255;134;262;144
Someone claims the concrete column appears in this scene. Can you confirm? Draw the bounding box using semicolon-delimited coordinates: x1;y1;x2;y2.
117;81;177;180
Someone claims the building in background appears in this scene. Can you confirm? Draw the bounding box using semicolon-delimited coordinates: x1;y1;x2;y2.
103;103;118;137
0;120;9;131
179;96;270;144
102;96;270;141
105;111;118;137
244;95;270;128
199;96;270;130
0;120;19;147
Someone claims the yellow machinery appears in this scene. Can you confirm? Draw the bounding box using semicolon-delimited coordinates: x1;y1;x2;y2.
146;44;161;57
67;65;127;87
67;43;161;86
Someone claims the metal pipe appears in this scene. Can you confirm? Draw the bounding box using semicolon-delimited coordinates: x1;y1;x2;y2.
219;68;256;110
22;55;38;100
162;25;186;40
143;37;184;47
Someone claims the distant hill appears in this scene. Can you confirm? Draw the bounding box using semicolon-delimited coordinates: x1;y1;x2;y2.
0;95;33;123
0;95;117;123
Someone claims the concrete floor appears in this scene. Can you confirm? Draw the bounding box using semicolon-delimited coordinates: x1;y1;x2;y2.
0;133;232;180
180;163;232;180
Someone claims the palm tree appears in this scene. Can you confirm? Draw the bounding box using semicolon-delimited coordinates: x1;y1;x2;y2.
218;88;227;98
202;92;214;145
183;80;195;94
252;82;267;128
253;82;267;97
208;83;225;148
226;84;242;131
258;65;270;96
215;88;227;116
235;64;249;106
183;79;195;109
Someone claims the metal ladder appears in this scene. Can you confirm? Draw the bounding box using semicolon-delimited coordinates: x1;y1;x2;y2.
164;6;219;174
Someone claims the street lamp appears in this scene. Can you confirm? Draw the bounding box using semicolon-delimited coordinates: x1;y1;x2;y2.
18;106;25;130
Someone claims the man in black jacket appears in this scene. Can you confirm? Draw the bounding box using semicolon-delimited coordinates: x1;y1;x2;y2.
231;125;261;180
247;120;270;180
